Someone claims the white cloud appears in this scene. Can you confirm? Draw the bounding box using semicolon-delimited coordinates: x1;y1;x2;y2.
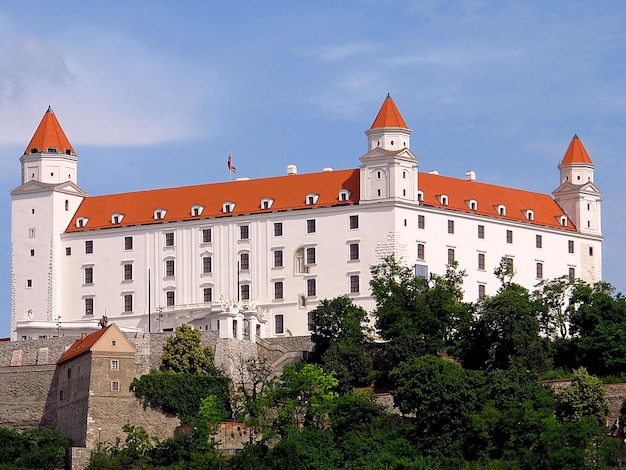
0;28;221;147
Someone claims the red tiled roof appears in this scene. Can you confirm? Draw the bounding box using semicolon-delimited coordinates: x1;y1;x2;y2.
371;94;408;129
65;165;573;233
66;169;360;232
419;172;575;231
25;107;75;155
57;326;110;364
561;135;593;165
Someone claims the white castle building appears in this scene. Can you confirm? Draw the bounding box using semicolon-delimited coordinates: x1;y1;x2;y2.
10;95;602;341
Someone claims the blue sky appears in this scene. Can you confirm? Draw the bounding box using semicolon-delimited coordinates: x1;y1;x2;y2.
0;1;625;337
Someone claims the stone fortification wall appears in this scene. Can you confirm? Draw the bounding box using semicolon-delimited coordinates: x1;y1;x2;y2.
0;365;58;429
546;379;626;427
0;336;78;366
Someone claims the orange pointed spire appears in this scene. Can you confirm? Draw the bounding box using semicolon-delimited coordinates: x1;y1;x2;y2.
561;134;592;165
371;93;408;129
25;107;75;155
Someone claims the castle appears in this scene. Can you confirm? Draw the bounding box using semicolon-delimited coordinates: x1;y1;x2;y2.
10;95;602;341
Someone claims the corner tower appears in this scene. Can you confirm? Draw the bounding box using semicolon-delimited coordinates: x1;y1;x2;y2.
11;108;86;340
553;135;602;236
359;94;419;203
20;106;78;185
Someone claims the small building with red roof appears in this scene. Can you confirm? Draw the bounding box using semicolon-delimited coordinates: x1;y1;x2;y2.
9;96;603;340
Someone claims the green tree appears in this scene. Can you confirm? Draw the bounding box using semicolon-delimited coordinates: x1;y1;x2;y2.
465;282;546;371
389;355;480;464
310;296;373;390
555;367;608;425
273;363;338;434
131;370;230;424
161;324;217;375
370;256;467;368
568;281;626;375
533;276;573;339
0;427;69;470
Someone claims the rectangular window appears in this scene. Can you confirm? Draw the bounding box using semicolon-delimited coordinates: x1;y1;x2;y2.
111;381;120;391
274;281;284;300
241;284;250;300
123;264;133;281
589;247;594;256
306;247;316;264
240;253;250;270
415;264;428;279
240;225;249;240
84;267;93;284
506;230;513;244
166;291;175;306
203;287;212;303
506;257;514;272
30;249;35;257
26;279;32;288
165;232;174;247
350;275;360;293
478;225;485;239
349;243;359;261
307;278;316;297
418;215;425;229
447;220;455;234
85;298;94;316
275;314;284;334
307;312;314;332
274;250;283;268
111;360;119;370
478;284;486;299
447;248;455;265
536;262;543;279
306;219;316;233
29;228;36;238
165;259;175;277
568;267;576;281
478;253;485;270
202;228;212;243
66;247;71;256
568;240;574;254
417;243;425;261
124;236;133;251
124;294;133;312
349;215;359;229
536;235;542;248
85;240;93;254
202;256;212;274
274;222;283;237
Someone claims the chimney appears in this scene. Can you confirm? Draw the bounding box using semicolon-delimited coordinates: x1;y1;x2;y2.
323;167;333;172
287;164;297;175
465;170;476;181
429;170;439;175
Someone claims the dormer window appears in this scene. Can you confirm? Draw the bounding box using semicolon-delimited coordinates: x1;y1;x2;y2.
467;199;478;211
525;210;534;221
47;147;58;153
76;217;89;228
223;201;235;213
496;205;506;216
30;148;39;154
111;213;124;224
560;216;568;226
438;195;448;206
154;209;167;220
338;190;351;201
191;205;204;217
306;193;320;205
261;198;274;210
417;191;424;202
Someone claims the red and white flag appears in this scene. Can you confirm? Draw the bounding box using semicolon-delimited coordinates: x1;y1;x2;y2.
227;153;237;173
